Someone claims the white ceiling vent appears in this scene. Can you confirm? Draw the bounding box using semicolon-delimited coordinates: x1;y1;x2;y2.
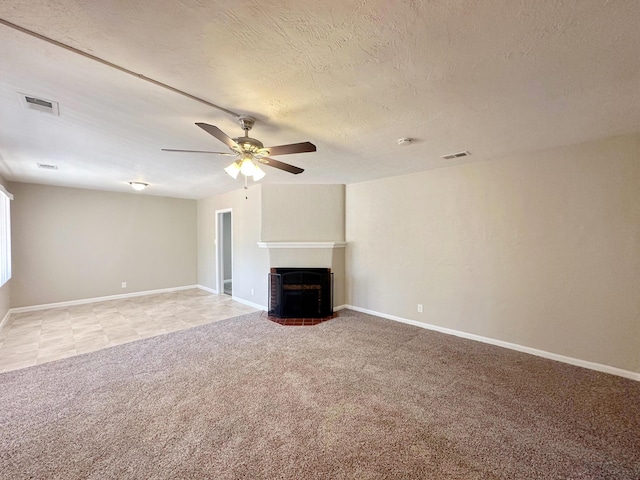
440;151;470;160
18;93;60;116
37;163;58;170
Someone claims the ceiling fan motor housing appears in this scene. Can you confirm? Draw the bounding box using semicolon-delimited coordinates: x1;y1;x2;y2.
233;136;264;154
233;116;266;154
237;115;255;132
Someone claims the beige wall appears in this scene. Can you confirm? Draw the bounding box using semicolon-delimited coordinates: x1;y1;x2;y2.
197;184;269;306
10;183;197;308
346;133;640;373
261;184;345;241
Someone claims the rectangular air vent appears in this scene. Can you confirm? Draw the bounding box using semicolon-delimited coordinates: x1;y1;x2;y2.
18;93;60;116
441;151;470;160
37;163;58;170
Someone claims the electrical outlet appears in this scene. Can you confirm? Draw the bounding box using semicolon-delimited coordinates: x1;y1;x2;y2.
121;282;127;289
417;304;423;313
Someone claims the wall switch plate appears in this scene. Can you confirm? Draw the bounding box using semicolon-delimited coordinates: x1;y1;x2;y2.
417;304;423;313
251;288;254;295
121;282;127;288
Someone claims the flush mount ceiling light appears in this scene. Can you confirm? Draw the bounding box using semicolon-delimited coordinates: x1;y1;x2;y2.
129;181;148;191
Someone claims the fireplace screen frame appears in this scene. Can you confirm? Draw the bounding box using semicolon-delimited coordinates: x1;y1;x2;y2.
269;268;333;318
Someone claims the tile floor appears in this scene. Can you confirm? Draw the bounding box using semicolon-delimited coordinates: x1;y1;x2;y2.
0;288;258;373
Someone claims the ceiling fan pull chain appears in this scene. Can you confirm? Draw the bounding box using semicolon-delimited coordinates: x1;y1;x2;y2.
244;175;248;199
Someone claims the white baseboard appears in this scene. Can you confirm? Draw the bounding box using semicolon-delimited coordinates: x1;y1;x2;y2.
231;296;267;311
196;285;218;294
9;285;200;314
333;304;348;311
195;285;265;310
344;305;640;382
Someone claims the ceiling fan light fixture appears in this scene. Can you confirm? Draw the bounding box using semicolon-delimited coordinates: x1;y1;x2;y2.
240;157;257;177
129;181;148;191
252;164;266;181
224;161;241;179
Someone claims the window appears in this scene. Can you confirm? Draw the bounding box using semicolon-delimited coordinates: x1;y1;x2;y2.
0;186;13;287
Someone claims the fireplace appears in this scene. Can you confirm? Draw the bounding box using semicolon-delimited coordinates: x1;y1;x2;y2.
269;268;333;319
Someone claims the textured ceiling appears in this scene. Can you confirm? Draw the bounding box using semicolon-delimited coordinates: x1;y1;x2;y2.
0;0;639;199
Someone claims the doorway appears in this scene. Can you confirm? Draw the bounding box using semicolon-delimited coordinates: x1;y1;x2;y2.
216;209;232;296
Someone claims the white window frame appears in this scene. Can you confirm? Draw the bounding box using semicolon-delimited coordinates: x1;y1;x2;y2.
0;185;13;287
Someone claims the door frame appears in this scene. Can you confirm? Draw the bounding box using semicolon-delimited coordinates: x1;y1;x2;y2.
215;208;233;295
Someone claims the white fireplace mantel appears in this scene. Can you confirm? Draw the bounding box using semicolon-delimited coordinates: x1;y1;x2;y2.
257;241;347;249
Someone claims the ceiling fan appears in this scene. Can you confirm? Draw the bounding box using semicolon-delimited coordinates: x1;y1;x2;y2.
162;116;316;181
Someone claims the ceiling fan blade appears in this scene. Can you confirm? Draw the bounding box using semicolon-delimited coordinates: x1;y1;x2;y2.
161;148;236;156
195;123;239;150
264;142;316;156
257;157;304;174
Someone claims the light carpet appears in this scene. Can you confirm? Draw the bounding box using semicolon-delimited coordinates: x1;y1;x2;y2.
1;310;639;479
